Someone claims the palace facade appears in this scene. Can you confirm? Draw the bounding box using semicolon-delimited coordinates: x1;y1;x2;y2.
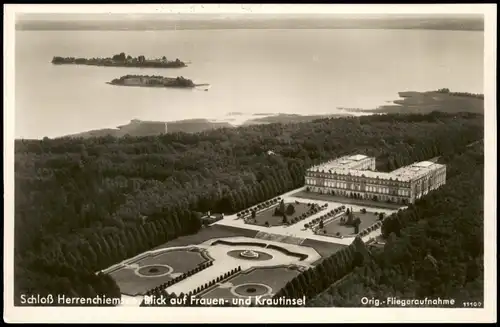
305;154;446;204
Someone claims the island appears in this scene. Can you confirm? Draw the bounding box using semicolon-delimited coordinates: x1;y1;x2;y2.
51;52;187;69
107;75;208;88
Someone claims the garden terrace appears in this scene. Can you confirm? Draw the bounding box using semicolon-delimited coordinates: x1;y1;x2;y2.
143;261;214;297
199;265;303;304
245;201;327;227
317;210;383;238
304;205;346;230
141;266;243;306
236;197;282;219
108;248;211;296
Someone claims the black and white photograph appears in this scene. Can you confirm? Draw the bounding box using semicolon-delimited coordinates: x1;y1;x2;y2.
4;3;497;324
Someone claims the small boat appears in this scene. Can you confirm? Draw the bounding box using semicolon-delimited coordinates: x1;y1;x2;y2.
204;89;208;92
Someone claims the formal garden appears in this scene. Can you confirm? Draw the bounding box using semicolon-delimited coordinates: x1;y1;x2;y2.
304;205;346;230
236;197;283;219
245;200;328;227
199;265;303;302
109;248;211;296
314;208;385;238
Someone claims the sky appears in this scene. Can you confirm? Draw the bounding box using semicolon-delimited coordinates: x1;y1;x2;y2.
16;13;483;22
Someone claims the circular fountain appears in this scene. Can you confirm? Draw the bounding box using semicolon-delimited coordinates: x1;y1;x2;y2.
239;250;260;259
135;264;173;277
226;249;273;261
231;283;273;297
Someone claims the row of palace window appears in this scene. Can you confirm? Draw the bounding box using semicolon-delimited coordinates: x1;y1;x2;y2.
306;178;410;196
305;174;410;187
310;187;410;204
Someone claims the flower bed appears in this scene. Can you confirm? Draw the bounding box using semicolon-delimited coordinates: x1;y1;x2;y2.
236;197;282;219
244;202;328;227
307;205;346;230
357;221;384;237
284;202;329;227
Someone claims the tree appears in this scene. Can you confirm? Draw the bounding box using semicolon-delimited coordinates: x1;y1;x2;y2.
112;52;126;62
353;218;361;234
319;219;324;229
346;212;354;226
282;215;288;225
251;210;256;219
279;200;286;215
286;204;295;215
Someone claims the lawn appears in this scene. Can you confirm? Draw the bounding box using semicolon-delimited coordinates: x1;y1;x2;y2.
129;249;208;269
250;202;312;227
110;266;173;296
321;211;381;237
109;249;209;296
300;239;347;263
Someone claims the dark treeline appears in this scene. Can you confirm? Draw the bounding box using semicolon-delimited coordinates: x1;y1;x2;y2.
51;52;186;68
436;88;484;99
110;75;196;88
14;111;483;303
308;142;484;307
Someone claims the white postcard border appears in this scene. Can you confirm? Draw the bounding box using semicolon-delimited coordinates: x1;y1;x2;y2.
3;3;497;324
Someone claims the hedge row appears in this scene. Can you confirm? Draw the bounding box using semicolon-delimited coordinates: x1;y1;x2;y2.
145;260;214;296
357;221;383;237
237;197;282;218
190;265;243;297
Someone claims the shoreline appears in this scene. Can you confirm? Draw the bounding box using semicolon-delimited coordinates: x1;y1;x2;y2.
337;90;484;115
23;90;483;140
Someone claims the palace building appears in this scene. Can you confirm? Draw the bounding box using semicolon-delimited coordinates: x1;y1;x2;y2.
304;154;446;204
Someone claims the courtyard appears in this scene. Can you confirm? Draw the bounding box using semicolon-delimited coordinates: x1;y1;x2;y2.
248;202;315;227
319;211;382;237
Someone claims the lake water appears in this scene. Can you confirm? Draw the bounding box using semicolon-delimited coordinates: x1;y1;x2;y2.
15;29;484;139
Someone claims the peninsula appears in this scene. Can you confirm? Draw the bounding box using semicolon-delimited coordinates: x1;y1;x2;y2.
107;75;208;88
337;89;484;115
64;119;232;138
51;52;187;68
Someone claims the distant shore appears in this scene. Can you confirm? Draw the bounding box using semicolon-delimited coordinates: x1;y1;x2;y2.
62;113;351;139
337;90;484;115
241;113;351;125
51;53;187;69
57;89;483;139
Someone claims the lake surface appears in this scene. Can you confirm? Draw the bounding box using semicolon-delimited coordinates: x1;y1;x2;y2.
15;29;484;139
